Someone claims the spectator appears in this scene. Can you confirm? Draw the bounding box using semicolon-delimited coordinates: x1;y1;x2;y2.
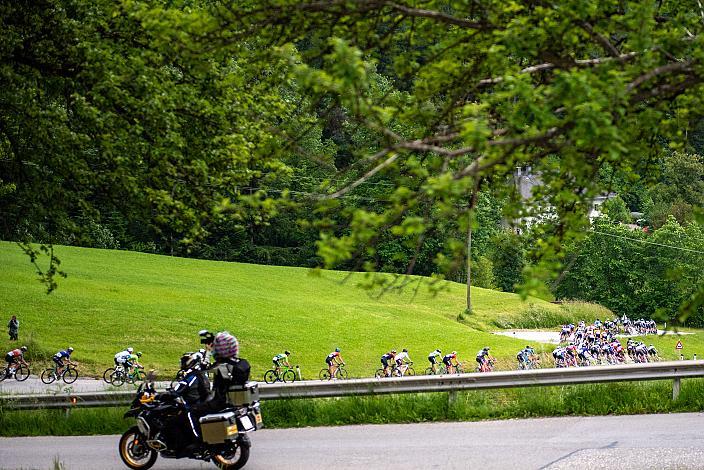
7;315;18;341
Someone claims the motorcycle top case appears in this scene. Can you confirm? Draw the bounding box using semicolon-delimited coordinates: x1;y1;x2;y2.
227;381;260;407
199;411;238;444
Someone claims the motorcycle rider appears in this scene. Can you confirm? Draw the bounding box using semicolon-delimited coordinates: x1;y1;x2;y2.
169;352;211;456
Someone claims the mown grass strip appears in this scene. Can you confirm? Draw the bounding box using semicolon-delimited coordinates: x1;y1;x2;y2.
2;379;703;437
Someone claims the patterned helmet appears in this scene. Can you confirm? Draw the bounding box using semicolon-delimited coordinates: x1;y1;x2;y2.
213;331;239;359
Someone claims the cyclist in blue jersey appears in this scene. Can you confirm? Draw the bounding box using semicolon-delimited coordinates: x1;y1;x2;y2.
52;347;75;375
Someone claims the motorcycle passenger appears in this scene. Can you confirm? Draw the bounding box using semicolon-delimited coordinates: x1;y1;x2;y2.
53;347;75;375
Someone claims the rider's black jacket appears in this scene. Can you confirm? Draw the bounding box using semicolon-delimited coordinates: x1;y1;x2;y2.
172;369;210;405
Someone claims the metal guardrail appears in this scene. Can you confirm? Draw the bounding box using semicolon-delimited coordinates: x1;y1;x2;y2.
1;360;702;411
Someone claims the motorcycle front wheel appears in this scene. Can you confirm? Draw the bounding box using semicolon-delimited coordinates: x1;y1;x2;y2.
119;426;158;470
212;435;250;470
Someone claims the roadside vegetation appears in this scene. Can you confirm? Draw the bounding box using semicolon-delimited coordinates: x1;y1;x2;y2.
3;379;704;437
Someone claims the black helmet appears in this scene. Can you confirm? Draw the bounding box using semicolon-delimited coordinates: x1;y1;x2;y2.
136;352;143;357
285;350;291;355
185;353;202;371
335;347;340;352
402;348;408;353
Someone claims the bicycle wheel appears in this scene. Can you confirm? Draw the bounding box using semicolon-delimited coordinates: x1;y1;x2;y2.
15;365;30;381
374;368;385;379
424;367;434;375
263;370;278;384
336;368;349;380
405;367;415;377
63;367;78;384
111;370;125;386
103;367;115;383
282;369;296;383
319;368;330;380
41;368;57;384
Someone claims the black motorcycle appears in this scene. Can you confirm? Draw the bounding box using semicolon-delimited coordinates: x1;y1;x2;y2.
118;381;262;470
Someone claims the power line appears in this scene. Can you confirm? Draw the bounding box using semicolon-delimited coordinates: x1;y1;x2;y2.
590;230;704;255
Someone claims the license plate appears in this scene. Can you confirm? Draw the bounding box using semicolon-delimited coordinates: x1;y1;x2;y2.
239;416;253;430
254;412;262;424
226;424;238;435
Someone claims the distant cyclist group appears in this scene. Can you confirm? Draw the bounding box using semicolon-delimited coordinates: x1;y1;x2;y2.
551;317;660;368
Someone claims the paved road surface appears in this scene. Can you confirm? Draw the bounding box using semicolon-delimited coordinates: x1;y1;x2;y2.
0;377;172;395
2;413;704;469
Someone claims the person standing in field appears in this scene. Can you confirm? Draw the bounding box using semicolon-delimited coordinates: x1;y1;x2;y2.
7;315;18;341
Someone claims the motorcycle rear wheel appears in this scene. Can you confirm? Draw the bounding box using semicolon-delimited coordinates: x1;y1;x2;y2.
212;435;250;470
119;426;158;470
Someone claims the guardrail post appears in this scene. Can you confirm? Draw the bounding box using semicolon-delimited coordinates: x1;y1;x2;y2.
694;354;697;361
672;378;681;401
296;365;302;381
448;390;458;406
680;354;684;361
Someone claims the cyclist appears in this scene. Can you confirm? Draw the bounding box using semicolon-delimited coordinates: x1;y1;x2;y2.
647;344;659;360
125;351;144;375
114;347;133;369
5;346;28;375
326;347;344;379
442;351;459;374
272;350;291;376
395;348;412;376
476;347;494;372
52;347;75;375
380;350;397;377
428;349;442;374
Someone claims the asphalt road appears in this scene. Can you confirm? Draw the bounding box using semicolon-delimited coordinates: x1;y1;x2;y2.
0;377;172;395
2;413;704;470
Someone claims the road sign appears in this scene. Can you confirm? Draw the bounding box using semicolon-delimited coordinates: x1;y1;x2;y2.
676;340;683;350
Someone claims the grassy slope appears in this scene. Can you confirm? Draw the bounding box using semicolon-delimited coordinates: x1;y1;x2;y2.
3;241;690;379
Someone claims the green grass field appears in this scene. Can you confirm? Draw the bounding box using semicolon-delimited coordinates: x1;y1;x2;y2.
0;241;698;380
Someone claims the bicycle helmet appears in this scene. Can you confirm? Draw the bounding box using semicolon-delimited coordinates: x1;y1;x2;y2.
213;331;239;359
335;347;340;352
402;348;408;353
435;349;441;354
127;347;134;353
483;346;490;351
452;351;457;355
391;350;397;354
285;350;291;355
20;346;27;352
136;352;143;357
67;347;74;352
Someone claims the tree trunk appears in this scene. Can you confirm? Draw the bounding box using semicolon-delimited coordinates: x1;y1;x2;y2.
466;214;472;311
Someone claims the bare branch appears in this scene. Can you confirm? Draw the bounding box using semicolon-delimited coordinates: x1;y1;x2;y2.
478;52;638;86
580;21;621;58
626;60;692;92
325;151;399;198
383;1;490;30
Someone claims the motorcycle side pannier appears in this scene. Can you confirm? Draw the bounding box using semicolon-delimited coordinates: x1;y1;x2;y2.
227;381;260;406
199;411;237;444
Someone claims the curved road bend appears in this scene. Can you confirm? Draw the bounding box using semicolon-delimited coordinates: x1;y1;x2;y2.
1;413;704;470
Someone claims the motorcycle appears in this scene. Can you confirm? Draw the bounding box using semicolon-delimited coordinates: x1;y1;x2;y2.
118;380;262;470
